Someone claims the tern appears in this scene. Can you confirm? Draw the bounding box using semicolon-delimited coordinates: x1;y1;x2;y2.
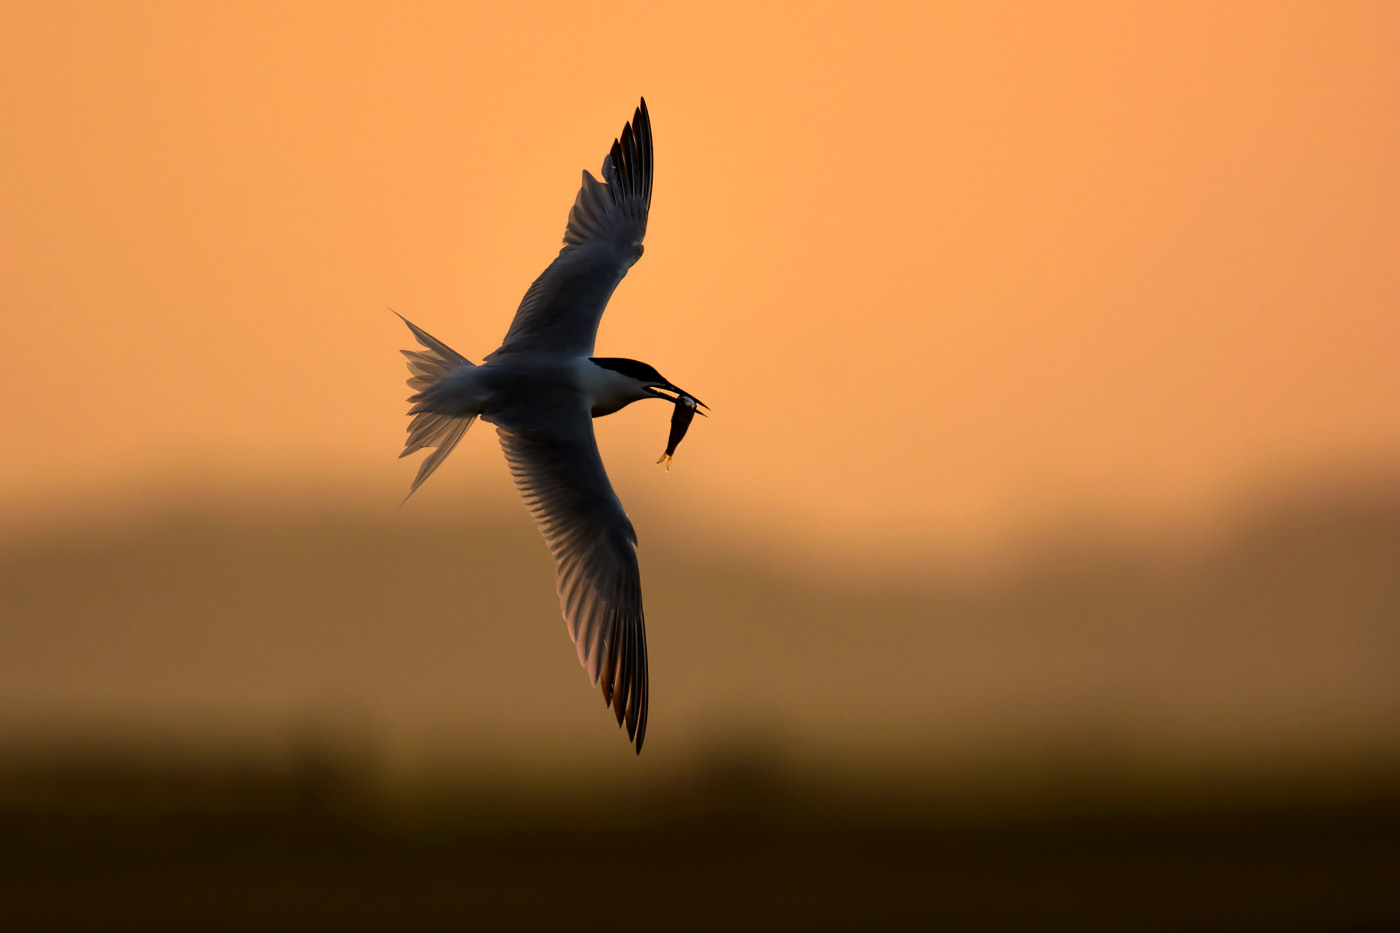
394;99;704;754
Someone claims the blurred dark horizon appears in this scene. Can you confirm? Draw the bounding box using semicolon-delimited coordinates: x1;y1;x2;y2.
4;469;1398;929
3;465;1397;773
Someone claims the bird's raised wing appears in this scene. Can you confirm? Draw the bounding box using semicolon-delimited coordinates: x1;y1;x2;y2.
487;98;653;361
495;409;649;752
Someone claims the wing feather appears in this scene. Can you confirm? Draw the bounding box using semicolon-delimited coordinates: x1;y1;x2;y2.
495;413;650;753
488;99;654;360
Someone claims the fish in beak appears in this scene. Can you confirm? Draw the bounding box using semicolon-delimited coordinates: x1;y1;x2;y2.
655;388;707;471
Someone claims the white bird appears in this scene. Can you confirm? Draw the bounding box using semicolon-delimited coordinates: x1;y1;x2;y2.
394;99;704;754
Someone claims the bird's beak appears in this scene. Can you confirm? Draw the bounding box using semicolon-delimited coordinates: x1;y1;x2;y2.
655;383;709;413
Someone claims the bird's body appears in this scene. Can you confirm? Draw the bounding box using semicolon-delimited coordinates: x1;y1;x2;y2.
414;355;660;422
394;99;702;754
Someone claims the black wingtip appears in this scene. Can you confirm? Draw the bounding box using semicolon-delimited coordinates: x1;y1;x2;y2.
604;97;653;212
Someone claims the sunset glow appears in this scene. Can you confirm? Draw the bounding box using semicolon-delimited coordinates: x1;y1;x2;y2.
2;1;1397;556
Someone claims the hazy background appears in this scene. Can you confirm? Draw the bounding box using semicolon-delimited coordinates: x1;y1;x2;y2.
1;1;1398;928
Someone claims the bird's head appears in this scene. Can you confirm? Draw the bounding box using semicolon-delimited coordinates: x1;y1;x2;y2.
589;357;708;410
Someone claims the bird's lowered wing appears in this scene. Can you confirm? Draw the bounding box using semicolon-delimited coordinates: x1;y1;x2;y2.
487;99;653;361
495;409;649;752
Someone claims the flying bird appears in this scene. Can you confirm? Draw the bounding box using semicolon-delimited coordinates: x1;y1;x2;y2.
394;99;704;754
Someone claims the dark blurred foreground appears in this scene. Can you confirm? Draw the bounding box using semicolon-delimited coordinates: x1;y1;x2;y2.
2;742;1398;932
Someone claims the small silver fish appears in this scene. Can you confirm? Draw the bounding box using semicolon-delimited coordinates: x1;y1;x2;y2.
657;394;700;472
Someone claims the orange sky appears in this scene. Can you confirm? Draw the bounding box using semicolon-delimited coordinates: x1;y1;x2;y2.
2;1;1397;556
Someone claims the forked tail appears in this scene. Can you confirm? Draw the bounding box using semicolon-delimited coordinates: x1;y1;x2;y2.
395;312;476;501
